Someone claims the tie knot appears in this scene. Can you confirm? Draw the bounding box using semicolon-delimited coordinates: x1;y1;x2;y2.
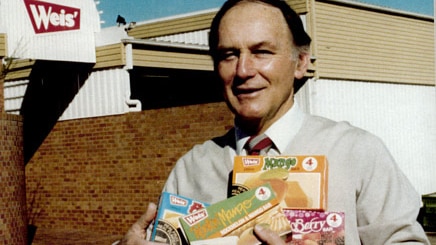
245;134;273;155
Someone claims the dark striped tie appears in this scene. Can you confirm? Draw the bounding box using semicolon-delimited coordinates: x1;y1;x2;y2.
245;134;273;155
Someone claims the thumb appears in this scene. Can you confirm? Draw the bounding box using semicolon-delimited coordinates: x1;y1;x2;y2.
127;203;157;239
254;224;286;245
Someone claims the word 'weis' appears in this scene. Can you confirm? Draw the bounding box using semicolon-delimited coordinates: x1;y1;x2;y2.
24;0;81;34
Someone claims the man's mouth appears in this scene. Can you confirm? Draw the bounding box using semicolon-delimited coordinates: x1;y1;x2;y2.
233;87;262;96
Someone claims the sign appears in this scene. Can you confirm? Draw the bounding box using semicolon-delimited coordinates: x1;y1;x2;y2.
0;0;100;63
24;0;81;34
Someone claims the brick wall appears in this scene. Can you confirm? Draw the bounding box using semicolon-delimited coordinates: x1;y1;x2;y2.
0;113;27;245
25;102;234;235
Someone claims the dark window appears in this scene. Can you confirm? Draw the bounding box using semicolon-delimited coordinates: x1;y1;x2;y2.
129;67;223;110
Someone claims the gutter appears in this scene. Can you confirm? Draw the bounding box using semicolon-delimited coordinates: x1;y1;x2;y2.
121;38;210;52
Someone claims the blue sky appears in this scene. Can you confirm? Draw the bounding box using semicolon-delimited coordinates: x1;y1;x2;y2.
97;0;434;28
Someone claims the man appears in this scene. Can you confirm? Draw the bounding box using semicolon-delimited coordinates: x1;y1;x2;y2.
121;0;430;244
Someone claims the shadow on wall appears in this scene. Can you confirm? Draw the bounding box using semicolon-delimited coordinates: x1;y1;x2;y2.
20;60;93;164
27;181;43;244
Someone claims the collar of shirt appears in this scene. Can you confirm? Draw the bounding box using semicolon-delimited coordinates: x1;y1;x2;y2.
235;101;306;155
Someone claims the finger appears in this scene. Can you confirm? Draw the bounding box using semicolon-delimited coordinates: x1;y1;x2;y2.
253;224;286;245
136;203;158;231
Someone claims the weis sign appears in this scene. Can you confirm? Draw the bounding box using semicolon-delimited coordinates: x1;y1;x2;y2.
24;0;81;34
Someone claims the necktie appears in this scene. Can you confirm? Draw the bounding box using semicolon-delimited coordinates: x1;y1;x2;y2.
245;134;273;155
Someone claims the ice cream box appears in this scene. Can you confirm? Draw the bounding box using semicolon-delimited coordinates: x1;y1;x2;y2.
151;192;209;245
179;183;291;243
232;155;328;210
189;236;239;245
283;209;345;245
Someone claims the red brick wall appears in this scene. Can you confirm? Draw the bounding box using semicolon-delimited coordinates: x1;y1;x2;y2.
25;102;233;235
0;113;27;245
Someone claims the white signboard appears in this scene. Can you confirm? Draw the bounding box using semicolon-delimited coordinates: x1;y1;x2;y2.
0;0;101;63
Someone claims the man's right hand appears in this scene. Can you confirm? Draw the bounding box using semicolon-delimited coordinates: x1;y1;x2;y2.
253;224;293;245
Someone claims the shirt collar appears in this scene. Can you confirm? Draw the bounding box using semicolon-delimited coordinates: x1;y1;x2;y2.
235;101;305;155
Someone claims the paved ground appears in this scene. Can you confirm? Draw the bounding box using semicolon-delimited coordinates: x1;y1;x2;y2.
428;232;436;245
30;228;436;245
31;228;122;245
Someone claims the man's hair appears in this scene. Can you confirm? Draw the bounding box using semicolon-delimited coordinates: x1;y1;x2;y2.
208;0;312;62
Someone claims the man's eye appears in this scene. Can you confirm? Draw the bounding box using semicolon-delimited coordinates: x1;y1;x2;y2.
253;50;273;56
218;51;237;61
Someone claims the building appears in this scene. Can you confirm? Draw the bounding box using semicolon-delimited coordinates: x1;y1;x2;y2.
0;0;434;242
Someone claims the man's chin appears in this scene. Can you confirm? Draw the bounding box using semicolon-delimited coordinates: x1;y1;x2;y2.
234;114;263;131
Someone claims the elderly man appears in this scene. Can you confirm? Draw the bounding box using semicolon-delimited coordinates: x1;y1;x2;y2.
121;0;430;244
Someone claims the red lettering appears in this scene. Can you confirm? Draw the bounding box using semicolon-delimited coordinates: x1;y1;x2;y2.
24;0;81;34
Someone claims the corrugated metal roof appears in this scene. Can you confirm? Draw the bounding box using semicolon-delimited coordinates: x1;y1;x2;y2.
3;68;139;120
132;8;219;27
3;79;29;114
60;68;137;120
319;0;433;20
146;29;210;47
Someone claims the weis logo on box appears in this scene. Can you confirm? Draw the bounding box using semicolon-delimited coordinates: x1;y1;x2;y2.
170;195;188;206
24;0;81;34
182;209;208;226
242;157;261;167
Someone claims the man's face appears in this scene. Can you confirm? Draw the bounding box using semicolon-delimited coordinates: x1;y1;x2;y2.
216;2;307;131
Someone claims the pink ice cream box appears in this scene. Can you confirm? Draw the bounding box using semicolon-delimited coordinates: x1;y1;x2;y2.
283;209;345;245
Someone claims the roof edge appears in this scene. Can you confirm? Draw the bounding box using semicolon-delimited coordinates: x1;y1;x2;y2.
121;39;210;52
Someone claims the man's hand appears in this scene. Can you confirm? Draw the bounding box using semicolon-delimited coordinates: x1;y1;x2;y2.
119;203;166;245
118;203;290;245
254;224;292;245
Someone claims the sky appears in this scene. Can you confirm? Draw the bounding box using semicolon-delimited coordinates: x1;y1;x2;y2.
97;0;434;28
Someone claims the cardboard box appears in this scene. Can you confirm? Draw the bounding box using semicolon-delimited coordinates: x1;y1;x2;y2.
283;209;345;245
232;155;328;210
189;236;239;245
151;192;209;245
179;183;291;243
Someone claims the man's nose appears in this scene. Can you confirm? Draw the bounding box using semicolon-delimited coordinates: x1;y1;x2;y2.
236;54;255;79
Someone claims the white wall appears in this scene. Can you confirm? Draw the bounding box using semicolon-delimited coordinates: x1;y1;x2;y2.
0;0;100;62
60;68;139;120
296;79;436;195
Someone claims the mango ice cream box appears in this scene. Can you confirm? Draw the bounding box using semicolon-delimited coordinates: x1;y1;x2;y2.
151;192;209;245
284;209;345;245
232;155;328;210
179;183;292;244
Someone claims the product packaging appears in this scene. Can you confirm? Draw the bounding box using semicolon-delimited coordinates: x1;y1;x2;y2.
232;155;328;210
284;209;345;245
151;192;209;245
179;183;292;244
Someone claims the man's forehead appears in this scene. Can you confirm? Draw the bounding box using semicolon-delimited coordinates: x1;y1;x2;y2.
217;6;292;48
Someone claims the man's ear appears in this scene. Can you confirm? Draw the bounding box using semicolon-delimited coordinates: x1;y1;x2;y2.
294;52;310;79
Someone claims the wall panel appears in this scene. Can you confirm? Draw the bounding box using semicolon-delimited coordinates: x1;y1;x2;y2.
0;33;6;57
314;1;434;85
296;79;436;195
132;49;213;71
60;68;132;120
94;43;126;70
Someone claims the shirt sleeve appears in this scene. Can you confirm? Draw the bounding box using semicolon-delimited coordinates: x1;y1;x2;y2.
354;135;429;244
